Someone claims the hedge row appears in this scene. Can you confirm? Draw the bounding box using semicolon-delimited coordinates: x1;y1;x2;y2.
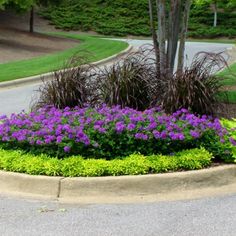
0;148;212;177
39;0;236;37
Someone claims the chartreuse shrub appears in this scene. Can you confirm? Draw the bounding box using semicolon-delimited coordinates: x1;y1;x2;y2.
0;148;212;177
221;119;236;162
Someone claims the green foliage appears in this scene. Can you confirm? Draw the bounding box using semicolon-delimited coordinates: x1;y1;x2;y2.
0;33;128;82
39;0;236;37
0;148;213;177
39;0;150;36
221;119;236;136
221;118;236;162
188;27;236;39
197;131;235;162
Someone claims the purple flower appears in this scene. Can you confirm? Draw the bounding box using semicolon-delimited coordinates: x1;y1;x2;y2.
127;123;136;131
153;130;161;139
36;140;43;145
0;104;232;158
229;137;236;146
98;128;106;134
56;136;63;143
64;146;71;153
190;130;200;139
135;133;148;140
147;122;157;130
115;122;126;133
169;132;185;141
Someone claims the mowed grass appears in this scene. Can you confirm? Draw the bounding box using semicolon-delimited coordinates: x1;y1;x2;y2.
220;62;236;86
0;33;128;82
219;62;236;103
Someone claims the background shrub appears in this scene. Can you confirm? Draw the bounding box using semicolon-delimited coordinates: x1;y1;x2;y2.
96;48;157;110
155;52;228;116
33;55;97;110
39;0;236;38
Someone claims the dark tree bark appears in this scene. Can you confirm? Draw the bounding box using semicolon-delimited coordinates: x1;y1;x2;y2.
148;0;160;76
29;6;34;33
156;0;167;75
167;0;181;74
177;0;192;72
153;0;192;76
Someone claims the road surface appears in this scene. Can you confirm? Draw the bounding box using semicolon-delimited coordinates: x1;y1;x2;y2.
1;193;236;236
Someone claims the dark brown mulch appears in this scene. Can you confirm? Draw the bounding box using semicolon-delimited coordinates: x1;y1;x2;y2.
216;103;236;118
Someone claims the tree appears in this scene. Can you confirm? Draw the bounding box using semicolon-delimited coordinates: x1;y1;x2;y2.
148;0;160;76
195;0;233;27
1;0;61;32
0;0;11;9
228;0;236;7
177;0;191;72
149;0;192;75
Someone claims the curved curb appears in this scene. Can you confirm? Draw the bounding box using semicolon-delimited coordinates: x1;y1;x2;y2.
0;44;133;89
0;165;236;204
227;45;236;65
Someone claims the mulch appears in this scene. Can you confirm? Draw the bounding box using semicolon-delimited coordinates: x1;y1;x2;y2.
0;11;79;64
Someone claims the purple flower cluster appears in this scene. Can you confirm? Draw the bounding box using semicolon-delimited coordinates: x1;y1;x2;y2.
0;105;234;155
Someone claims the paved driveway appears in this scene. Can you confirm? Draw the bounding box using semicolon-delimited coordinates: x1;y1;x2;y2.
122;39;233;67
0;40;233;116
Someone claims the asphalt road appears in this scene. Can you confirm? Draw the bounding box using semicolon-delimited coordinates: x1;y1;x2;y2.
1;193;236;236
0;40;233;116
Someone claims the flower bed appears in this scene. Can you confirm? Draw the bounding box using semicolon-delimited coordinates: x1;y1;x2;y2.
0;105;235;162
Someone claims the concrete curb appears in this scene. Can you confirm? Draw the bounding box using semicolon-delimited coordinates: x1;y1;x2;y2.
0;165;236;204
0;44;133;89
227;45;236;65
0;171;63;199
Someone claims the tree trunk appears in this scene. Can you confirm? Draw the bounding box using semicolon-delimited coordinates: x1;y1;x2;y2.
148;0;160;76
29;6;34;33
156;0;167;75
167;0;181;74
213;1;217;27
177;0;192;73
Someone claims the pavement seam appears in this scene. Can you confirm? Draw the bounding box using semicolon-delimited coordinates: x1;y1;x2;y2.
57;177;65;199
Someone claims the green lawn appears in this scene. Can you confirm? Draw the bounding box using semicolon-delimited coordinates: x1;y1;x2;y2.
220;62;236;86
220;61;236;103
0;33;128;82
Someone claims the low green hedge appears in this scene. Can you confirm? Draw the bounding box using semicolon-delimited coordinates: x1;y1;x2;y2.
221;119;236;158
0;148;212;177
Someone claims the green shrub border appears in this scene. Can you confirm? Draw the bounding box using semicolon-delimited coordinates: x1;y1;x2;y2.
0;148;213;177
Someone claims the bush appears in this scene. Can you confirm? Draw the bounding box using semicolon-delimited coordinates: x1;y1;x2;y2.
39;0;236;38
33;56;96;110
221;118;236;162
96;49;157;110
0;148;213;177
188;27;236;39
155;52;228;116
0;105;234;161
